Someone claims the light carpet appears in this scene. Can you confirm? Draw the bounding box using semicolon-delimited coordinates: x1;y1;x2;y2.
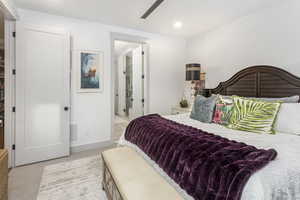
37;155;107;200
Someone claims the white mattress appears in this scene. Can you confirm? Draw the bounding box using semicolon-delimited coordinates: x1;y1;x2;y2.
119;114;300;200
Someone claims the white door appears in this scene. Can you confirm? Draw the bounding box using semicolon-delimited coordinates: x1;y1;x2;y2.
117;55;126;117
129;45;144;119
15;23;70;166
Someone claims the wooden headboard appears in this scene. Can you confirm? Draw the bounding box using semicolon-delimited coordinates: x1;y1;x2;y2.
205;65;300;99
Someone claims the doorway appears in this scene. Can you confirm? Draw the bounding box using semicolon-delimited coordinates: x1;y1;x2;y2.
112;39;147;141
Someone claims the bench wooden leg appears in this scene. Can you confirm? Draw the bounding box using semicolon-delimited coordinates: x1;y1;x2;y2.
102;154;124;200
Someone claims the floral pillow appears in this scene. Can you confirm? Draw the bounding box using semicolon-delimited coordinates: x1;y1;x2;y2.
212;96;234;125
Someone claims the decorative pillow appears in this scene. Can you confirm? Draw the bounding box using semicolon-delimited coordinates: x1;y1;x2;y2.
212;96;234;125
227;97;282;134
190;95;218;123
274;103;300;135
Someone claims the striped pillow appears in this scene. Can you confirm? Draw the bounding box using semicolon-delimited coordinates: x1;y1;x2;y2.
227;97;282;134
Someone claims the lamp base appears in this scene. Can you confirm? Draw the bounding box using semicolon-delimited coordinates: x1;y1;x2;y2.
184;81;196;106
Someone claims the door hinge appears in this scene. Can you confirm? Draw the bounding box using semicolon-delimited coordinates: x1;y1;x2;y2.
142;51;145;55
12;69;16;75
142;74;145;79
142;98;145;103
12;32;16;38
12;144;15;150
12;106;16;112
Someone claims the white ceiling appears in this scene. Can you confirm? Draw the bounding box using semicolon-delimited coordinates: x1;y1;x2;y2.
14;0;282;38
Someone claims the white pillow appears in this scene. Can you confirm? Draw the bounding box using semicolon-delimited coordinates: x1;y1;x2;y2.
275;103;300;135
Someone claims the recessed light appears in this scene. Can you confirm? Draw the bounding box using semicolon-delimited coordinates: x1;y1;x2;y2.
173;21;183;29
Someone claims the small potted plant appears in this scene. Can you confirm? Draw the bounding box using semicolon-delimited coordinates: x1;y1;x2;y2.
179;99;189;108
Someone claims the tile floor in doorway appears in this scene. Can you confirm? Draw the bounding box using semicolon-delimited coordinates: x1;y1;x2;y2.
112;115;130;141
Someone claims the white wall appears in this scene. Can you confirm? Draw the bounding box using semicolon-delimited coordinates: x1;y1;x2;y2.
17;9;186;147
187;0;300;88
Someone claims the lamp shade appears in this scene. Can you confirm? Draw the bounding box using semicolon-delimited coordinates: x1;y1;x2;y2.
186;63;201;81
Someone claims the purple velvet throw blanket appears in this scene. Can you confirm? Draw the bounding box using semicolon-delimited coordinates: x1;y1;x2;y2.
125;114;277;200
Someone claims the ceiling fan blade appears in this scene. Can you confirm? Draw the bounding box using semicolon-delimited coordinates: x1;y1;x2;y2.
141;0;165;19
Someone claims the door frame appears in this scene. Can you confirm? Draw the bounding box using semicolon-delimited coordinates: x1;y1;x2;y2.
4;20;15;168
0;0;19;20
110;32;149;140
1;0;18;168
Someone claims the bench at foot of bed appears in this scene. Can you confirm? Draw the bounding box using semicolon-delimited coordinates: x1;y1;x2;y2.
101;146;183;200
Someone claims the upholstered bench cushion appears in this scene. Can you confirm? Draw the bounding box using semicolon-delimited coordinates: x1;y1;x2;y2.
102;147;183;200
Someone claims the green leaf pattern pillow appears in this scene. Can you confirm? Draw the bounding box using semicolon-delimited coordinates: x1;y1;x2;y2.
227;97;282;134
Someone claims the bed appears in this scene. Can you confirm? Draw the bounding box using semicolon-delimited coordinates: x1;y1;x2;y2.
115;65;300;200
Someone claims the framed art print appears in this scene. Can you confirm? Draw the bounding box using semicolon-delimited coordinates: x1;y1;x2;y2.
76;50;104;93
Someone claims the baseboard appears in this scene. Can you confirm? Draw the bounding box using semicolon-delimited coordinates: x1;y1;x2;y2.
71;140;115;153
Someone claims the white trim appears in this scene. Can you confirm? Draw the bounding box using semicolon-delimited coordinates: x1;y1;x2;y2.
71;140;114;153
16;23;68;36
0;0;19;20
111;32;148;45
142;44;150;115
110;32;150;140
4;20;15;168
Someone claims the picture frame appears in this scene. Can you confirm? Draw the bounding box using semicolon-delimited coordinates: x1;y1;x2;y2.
75;50;104;93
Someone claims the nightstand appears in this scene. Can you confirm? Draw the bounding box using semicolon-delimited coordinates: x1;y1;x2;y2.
171;106;192;115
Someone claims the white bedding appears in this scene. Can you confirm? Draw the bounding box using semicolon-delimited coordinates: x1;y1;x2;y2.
119;114;300;200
